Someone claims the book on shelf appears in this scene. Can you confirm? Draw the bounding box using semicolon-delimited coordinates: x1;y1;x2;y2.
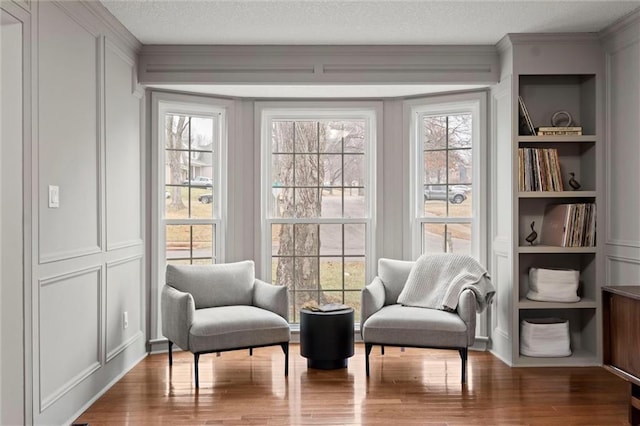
539;203;596;247
518;96;536;136
536;126;583;136
518;147;564;192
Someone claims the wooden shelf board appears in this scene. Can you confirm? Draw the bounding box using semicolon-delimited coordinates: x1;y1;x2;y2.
518;191;596;198
518;245;597;254
518;298;597;309
518;135;597;143
515;348;599;367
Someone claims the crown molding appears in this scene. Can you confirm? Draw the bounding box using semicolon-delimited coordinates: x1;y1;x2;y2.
139;44;499;85
600;7;640;53
506;32;601;45
82;0;141;54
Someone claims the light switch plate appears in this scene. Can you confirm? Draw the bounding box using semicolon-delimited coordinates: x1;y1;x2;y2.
48;185;59;208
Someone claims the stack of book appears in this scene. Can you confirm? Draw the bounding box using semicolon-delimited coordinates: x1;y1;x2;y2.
518;147;564;191
540;203;596;247
518;96;536;135
537;126;583;136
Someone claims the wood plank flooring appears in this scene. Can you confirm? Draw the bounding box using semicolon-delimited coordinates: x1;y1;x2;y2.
75;343;630;425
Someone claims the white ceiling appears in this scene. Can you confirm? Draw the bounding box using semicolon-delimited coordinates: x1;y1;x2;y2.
101;0;640;97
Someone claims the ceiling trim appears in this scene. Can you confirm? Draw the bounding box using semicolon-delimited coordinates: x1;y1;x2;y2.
139;44;499;86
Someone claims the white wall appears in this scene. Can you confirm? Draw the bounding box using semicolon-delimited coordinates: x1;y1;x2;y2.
1;9;24;425
28;1;145;424
602;11;640;284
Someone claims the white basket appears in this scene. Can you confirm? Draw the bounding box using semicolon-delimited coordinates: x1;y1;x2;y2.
526;267;580;302
520;318;571;357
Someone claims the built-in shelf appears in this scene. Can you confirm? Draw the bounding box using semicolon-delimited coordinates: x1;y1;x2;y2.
518;135;597;143
518;298;597;309
505;71;602;369
516;348;599;367
518;245;597;254
518;191;596;198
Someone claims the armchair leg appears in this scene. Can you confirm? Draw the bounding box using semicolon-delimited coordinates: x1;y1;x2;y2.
459;348;468;384
365;343;373;377
168;341;173;367
249;347;253;356
280;343;289;376
194;353;200;388
381;345;385;356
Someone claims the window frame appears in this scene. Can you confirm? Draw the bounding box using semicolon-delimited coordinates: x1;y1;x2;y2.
256;101;380;322
150;91;231;340
407;92;487;262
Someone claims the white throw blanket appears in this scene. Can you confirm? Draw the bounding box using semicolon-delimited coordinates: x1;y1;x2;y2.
397;254;495;313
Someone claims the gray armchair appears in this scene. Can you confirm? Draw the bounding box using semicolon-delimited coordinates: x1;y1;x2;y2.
361;258;479;383
161;260;290;387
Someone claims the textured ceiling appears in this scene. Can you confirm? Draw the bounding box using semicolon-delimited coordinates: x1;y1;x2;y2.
100;0;639;97
101;0;640;45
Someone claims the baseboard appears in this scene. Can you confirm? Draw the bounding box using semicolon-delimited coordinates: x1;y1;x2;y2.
64;352;147;426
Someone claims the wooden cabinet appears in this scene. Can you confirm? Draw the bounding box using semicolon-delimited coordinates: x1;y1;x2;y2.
603;286;640;425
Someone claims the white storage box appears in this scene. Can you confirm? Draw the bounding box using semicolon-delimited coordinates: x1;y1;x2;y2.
526;267;580;302
520;318;571;357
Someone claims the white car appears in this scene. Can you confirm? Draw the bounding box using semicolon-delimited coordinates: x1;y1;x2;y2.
182;176;213;187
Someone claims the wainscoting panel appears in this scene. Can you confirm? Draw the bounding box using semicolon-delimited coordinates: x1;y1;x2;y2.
38;267;102;411
606;255;640;285
105;256;143;362
105;39;143;251
604;27;640;248
37;1;101;263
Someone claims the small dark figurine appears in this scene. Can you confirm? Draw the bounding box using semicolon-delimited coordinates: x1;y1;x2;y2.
568;172;582;190
525;221;538;246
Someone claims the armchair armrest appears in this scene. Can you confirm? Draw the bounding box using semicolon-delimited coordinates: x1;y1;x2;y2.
253;279;289;321
457;289;477;346
161;284;195;350
360;277;386;335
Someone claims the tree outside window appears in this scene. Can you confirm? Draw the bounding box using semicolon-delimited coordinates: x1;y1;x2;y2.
267;118;370;323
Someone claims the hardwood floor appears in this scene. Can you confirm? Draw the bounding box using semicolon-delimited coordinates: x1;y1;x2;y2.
75;343;630;425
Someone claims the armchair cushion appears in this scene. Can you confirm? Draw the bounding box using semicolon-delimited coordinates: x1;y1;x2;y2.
377;258;414;305
189;305;290;353
166;261;255;309
362;304;468;348
253;279;288;321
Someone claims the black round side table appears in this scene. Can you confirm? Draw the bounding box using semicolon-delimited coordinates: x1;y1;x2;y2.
300;307;355;369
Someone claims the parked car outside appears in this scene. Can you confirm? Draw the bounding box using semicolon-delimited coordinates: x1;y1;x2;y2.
198;193;213;204
183;176;213;187
424;185;467;204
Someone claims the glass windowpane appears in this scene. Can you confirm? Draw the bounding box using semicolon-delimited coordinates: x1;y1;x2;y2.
448;114;472;148
343;154;364;187
321;154;343;187
344;258;365;289
422;223;446;254
448;149;472;184
319;258;343;290
447;223;472;255
272;121;294;153
423;116;447;150
320;190;343;218
294;121;318;153
294;154;319;186
294;188;320;217
344;224;365;255
344;192;365;218
294;224;319;256
319;224;342;256
424;151;447;185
